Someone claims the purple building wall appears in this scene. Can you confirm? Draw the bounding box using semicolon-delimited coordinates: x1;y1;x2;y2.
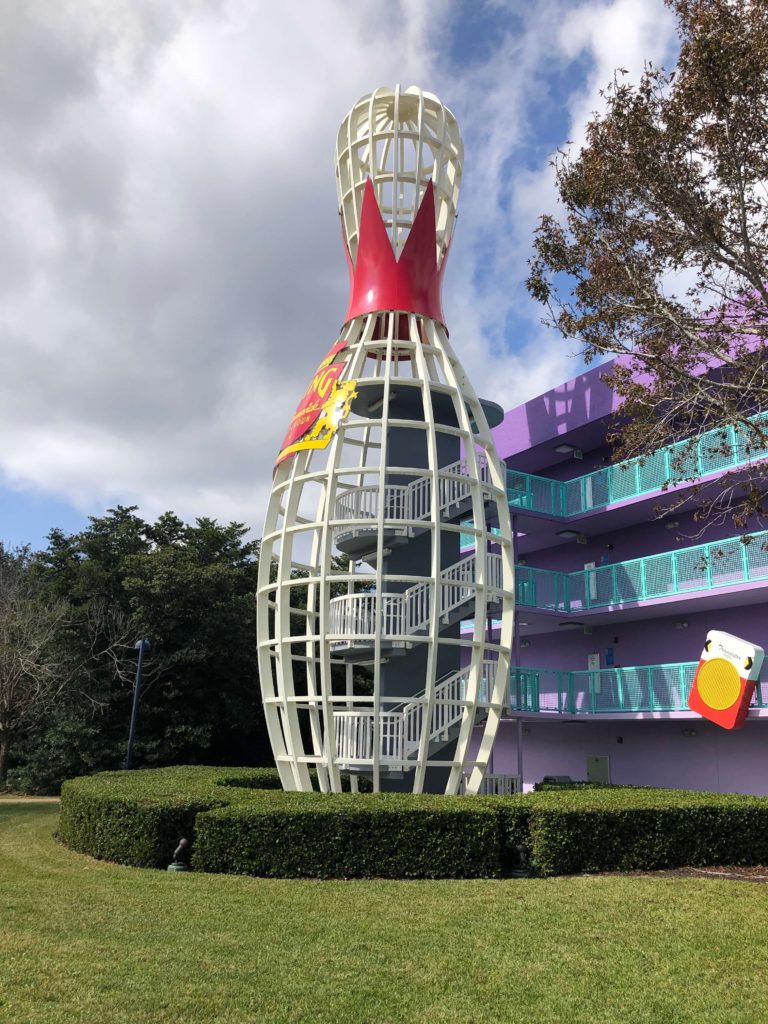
524;512;747;575
518;604;768;675
493;359;621;464
472;718;768;795
474;358;768;794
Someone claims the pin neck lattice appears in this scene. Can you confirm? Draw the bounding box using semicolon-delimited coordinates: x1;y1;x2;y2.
335;86;463;325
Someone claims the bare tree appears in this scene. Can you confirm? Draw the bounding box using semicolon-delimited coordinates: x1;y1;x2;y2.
0;549;71;780
0;548;137;781
82;600;147;695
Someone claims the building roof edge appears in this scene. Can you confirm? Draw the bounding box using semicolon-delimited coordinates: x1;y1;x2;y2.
494;356;622;460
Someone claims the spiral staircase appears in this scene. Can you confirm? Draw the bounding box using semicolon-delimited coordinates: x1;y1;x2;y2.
329;456;500;774
334;659;498;769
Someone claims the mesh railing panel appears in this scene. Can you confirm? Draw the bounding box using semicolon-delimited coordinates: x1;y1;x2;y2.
516;567;565;611
531;475;558;515
734;413;768;462
563;478;584;515
507;472;559;514
573;671;610;712
566;571;586;610
699;427;737;475
511;662;699;713
506;412;768;519
507;472;533;511
607;462;639;502
620;668;653;710
636;449;669;493
511;669;564;712
653;663;696;709
746;539;768;579
667;438;701;481
584;470;610;509
672;547;708;592
641;551;677;599
612;560;644;605
592;564;617;607
708;539;745;587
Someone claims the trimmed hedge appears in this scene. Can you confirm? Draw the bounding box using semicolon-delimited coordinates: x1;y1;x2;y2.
59;767;504;877
523;787;768;876
58;766;283;868
58;767;768;878
532;780;642;792
194;793;502;878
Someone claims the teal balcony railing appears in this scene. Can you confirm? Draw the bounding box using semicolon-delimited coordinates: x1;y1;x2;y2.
516;564;568;612
507;411;768;517
509;661;768;714
459;523;500;550
515;529;768;613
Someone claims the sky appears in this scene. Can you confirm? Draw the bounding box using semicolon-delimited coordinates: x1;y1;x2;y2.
0;0;680;550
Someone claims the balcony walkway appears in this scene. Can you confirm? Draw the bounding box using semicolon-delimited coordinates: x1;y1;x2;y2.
509;662;768;715
507;412;768;518
515;529;768;614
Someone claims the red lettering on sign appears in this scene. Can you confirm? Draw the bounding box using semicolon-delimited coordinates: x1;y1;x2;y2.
276;340;349;466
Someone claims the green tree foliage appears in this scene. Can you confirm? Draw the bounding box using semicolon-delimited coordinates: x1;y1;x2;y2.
10;508;271;791
527;0;768;537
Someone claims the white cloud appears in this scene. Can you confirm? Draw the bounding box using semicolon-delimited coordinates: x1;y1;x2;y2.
444;0;679;406
560;0;678;152
0;0;677;536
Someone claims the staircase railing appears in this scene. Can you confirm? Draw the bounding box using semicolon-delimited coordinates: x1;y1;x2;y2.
460;773;520;795
334;710;404;764
400;660;497;756
334;659;498;766
332;455;491;541
329;553;503;643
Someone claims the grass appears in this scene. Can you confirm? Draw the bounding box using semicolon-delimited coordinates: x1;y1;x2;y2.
3;801;768;1023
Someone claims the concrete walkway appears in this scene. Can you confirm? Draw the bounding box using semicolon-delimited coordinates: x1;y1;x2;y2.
0;796;60;803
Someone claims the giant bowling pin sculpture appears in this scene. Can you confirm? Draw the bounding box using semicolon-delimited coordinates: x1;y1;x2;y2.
257;86;514;794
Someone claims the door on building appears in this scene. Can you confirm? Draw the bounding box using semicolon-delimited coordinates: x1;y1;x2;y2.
587;754;611;784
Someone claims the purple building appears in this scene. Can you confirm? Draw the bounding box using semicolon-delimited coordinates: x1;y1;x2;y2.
470;358;768;796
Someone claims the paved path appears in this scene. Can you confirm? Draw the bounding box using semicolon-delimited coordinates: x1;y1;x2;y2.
0;796;60;804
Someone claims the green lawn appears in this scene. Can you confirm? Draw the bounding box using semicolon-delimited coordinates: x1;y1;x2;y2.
3;801;768;1024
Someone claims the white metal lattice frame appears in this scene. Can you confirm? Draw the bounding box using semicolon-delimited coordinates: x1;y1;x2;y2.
257;316;514;793
257;85;513;794
336;85;463;265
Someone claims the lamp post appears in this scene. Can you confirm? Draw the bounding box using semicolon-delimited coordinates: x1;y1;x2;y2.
124;639;150;770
